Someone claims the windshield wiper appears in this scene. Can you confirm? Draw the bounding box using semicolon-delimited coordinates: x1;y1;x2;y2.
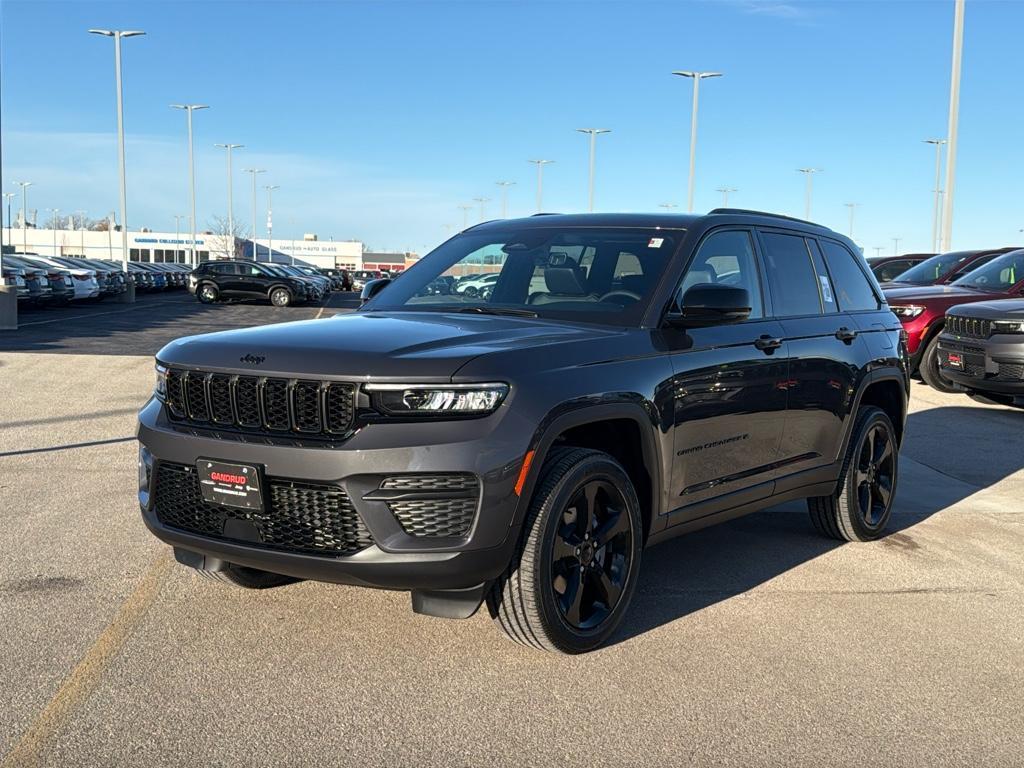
456;306;538;318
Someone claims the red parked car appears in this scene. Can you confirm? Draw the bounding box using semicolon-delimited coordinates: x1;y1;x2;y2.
883;247;1017;288
884;248;1024;391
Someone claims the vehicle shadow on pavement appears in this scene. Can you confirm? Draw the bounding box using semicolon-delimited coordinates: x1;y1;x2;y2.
610;404;1024;646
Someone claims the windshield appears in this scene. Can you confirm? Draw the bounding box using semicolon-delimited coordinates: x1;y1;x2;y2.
952;249;1024;292
895;251;979;284
363;226;681;326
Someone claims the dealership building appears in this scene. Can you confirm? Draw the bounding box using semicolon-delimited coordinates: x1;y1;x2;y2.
0;226;420;271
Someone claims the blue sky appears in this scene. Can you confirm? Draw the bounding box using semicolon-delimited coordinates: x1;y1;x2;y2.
2;0;1022;254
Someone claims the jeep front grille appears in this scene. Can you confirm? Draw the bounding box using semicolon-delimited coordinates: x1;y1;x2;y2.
164;368;355;438
946;315;992;339
152;462;373;556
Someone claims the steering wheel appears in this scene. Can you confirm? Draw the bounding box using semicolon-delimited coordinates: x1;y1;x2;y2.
599;290;642;306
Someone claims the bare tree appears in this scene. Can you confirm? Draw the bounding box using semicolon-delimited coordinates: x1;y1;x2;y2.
208;215;251;259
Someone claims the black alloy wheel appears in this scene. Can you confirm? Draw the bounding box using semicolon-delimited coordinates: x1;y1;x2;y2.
853;422;895;530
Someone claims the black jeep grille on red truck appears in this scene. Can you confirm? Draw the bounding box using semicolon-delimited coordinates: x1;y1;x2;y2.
152;462;374;556
165;368;355;438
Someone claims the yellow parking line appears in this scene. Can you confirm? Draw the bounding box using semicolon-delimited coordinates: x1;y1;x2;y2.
1;553;174;768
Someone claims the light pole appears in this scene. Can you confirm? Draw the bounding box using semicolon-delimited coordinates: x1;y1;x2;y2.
658;203;679;212
46;208;60;255
473;197;490;222
74;210;86;257
844;202;860;239
924;139;946;253
215;143;243;257
495;181;515;218
13;181;31;254
576;128;611;212
797;168;822;219
940;0;965;251
243;168;266;259
716;187;737;207
458;204;473;229
170;104;209;265
873;247;884;258
173;214;185;261
2;191;16;254
89;29;144;279
892;237;903;255
527;159;554;212
265;185;279;261
673;70;722;212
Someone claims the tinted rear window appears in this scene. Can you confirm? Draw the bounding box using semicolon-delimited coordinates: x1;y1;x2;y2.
759;232;822;316
820;240;881;311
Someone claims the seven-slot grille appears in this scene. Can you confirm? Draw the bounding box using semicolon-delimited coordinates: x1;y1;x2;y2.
152;462;373;556
946;315;992;339
164;368;354;437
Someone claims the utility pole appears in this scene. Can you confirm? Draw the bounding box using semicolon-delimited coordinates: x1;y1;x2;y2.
716;187;737;207
495;181;515;218
940;0;966;251
797;168;822;219
673;70;723;212
527;159;554;212
576;128;611;211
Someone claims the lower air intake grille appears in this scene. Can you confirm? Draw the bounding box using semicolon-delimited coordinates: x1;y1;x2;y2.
389;498;478;538
152;462;373;556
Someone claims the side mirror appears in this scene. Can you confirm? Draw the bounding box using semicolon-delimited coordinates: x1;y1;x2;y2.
360;277;391;305
667;284;751;328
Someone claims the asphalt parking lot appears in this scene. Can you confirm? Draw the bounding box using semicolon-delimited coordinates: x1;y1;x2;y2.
1;296;1023;767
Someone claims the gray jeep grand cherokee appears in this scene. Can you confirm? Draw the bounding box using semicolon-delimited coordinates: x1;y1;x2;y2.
138;210;908;653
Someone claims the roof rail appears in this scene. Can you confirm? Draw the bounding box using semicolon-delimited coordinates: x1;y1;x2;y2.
708;208;827;229
530;212;561;216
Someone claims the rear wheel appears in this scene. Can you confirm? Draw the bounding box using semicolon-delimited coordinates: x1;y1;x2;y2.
197;283;219;303
269;287;292;307
919;335;960;393
197;563;300;589
808;406;898;542
487;447;643;653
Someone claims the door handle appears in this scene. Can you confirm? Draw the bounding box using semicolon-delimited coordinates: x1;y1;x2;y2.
754;335;783;353
835;327;858;343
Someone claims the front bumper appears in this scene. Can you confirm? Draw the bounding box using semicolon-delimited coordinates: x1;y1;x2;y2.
136;397;530;590
937;333;1024;395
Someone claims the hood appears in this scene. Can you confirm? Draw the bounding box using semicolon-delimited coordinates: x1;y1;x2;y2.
156;310;619;381
883;284;987;303
947;298;1024;320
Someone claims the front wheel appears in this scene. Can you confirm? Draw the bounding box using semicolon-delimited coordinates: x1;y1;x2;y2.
197;283;219;304
487;447;643;653
808;405;899;542
919;335;960;393
269;287;292;307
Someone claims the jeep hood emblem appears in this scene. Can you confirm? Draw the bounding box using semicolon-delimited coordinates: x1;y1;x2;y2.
239;354;266;365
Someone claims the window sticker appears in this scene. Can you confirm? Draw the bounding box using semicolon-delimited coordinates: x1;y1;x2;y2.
648;237;665;248
819;275;834;304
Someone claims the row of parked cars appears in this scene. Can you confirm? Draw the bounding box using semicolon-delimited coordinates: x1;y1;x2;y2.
867;247;1024;409
188;260;371;307
0;252;200;306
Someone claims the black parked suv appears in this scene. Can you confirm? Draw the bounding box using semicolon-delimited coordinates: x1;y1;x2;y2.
139;210;908;653
938;298;1024;408
189;259;310;306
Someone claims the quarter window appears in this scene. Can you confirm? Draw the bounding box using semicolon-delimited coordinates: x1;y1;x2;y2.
760;232;823;317
820;241;881;311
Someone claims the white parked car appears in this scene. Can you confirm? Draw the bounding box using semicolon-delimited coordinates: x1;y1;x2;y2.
21;255;101;300
455;273;499;298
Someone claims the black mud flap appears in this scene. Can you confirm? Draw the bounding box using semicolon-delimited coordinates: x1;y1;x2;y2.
411;583;489;620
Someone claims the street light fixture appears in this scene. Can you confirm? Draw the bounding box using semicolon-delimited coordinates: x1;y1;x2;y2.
495;181;515;218
527;159;555;212
12;181;31;254
796;168;822;219
215;143;244;257
576;128;611;212
473;197;490;222
844;202;860;239
940;0;965;251
170;104;209;265
923;139;946;253
672;70;722;212
892;236;903;256
243;169;266;259
2;191;17;256
89;29;144;277
265;185;280;261
658;203;679;212
715;187;737;207
458;204;473;229
46;208;60;256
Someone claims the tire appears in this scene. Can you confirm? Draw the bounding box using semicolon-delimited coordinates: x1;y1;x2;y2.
197;563;300;590
487;447;643;654
919;334;960;393
197;283;219;304
269;287;292;307
808;406;899;542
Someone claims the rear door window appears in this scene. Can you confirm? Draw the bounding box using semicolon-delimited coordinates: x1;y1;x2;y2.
819;240;881;311
759;231;824;317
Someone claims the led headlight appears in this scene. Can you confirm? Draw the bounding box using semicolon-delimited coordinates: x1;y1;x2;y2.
992;319;1024;334
366;383;509;416
890;305;925;319
154;363;168;400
